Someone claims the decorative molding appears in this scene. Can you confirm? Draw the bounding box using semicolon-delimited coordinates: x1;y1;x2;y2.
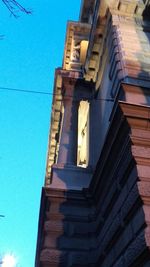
45;70;63;182
63;22;91;72
45;69;94;185
82;0;150;88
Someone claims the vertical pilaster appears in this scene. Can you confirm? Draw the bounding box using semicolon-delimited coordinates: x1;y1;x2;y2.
57;77;79;166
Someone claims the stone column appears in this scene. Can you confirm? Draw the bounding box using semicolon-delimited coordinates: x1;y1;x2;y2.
57;78;79;166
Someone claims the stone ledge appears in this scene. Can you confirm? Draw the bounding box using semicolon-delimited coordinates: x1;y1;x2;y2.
50;164;93;190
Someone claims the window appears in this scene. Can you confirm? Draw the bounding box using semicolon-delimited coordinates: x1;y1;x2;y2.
77;101;89;167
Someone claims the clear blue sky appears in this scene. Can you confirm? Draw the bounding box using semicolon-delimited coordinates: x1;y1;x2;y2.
0;0;81;266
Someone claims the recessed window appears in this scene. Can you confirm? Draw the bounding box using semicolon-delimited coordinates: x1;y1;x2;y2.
77;101;89;167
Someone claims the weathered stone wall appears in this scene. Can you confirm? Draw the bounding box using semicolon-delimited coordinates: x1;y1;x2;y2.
36;101;150;267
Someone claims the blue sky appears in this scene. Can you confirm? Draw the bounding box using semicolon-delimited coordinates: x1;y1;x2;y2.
0;0;81;266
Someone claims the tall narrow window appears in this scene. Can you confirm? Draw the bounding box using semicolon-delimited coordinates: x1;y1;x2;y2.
77;101;89;167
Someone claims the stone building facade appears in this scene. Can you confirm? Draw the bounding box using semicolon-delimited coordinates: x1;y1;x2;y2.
35;0;150;266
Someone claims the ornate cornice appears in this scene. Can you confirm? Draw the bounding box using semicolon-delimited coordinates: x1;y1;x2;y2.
45;70;63;184
63;21;91;72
